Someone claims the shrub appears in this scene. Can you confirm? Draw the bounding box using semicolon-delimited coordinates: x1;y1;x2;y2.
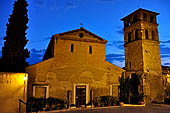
26;97;65;112
93;97;101;107
93;96;119;107
70;104;76;107
26;97;46;112
46;97;65;110
100;96;118;106
100;96;112;106
86;102;92;106
164;98;170;104
119;94;128;103
138;93;144;102
111;96;119;105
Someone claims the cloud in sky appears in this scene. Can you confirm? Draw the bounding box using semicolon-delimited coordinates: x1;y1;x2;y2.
96;0;116;4
116;30;124;35
107;40;124;50
33;0;80;11
30;37;51;43
164;63;170;66
99;0;114;1
161;40;170;43
160;46;170;54
106;53;125;67
161;57;170;66
35;0;43;5
34;0;46;8
115;25;124;35
160;43;170;66
27;48;46;65
161;54;170;58
66;1;78;9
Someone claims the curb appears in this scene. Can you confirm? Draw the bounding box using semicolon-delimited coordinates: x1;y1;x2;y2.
39;106;120;113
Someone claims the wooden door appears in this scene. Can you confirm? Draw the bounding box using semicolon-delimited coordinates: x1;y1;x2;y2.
76;85;86;107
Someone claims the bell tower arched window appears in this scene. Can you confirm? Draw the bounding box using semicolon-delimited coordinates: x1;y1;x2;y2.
128;32;131;42
150;16;154;22
135;30;139;40
89;46;92;54
127;19;131;27
145;30;148;39
143;13;147;21
152;31;155;40
133;15;138;23
71;44;74;52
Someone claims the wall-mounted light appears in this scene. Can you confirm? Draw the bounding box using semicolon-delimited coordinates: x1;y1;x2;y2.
23;76;27;81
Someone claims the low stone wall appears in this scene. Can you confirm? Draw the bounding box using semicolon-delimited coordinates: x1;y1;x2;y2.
0;72;28;113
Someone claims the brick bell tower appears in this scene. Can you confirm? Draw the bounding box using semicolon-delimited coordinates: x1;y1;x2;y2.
121;8;165;103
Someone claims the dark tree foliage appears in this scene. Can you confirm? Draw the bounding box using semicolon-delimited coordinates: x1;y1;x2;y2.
119;75;129;103
0;0;29;72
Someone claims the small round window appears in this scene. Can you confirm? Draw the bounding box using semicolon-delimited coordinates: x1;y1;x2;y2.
79;33;84;38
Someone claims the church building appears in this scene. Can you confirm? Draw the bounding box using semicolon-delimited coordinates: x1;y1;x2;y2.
26;8;165;106
26;27;125;106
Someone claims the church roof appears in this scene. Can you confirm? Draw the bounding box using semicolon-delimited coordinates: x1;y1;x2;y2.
53;27;107;42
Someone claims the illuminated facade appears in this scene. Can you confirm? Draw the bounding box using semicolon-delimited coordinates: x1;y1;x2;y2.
162;66;170;98
0;73;28;113
26;27;125;106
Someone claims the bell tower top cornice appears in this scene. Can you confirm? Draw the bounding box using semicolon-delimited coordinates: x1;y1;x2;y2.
121;8;159;28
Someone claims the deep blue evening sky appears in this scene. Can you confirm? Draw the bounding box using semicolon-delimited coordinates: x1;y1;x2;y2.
0;0;170;67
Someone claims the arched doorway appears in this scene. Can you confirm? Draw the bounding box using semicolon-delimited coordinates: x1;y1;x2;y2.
130;73;140;103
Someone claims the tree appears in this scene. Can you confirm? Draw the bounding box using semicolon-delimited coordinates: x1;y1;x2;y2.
119;74;130;103
0;0;29;72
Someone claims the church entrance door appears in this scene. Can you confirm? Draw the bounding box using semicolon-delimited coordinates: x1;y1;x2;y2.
76;85;86;107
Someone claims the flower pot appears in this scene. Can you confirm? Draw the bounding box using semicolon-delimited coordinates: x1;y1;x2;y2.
139;102;145;105
119;102;124;107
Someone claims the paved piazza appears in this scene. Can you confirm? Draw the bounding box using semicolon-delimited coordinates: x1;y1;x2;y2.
50;105;170;113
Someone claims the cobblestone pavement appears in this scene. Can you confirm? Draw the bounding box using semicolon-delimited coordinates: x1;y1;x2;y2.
49;104;170;113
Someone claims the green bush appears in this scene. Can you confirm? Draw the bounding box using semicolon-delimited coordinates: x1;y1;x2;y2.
164;98;170;104
100;96;118;106
119;94;129;103
86;102;92;106
70;104;76;107
93;96;119;107
27;97;46;112
26;97;65;112
138;93;144;102
93;97;101;107
100;96;112;106
46;97;65;110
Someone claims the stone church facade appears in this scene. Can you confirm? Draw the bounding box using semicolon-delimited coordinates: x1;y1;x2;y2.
26;27;125;106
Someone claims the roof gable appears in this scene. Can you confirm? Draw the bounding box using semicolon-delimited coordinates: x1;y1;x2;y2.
53;27;107;44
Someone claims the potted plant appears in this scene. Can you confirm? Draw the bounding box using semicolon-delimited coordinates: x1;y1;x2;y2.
93;97;100;107
100;96;112;106
111;96;118;106
138;93;145;105
119;102;124;107
86;102;92;108
70;104;76;109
